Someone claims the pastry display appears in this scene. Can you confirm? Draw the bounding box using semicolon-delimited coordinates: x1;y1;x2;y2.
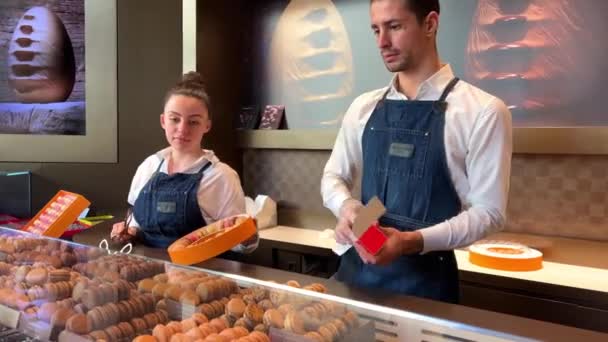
0;229;362;342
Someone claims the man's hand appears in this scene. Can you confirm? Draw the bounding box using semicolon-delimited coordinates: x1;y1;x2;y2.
354;227;424;265
334;199;363;244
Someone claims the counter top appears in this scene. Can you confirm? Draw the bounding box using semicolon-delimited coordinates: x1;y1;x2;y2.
259;226;608;294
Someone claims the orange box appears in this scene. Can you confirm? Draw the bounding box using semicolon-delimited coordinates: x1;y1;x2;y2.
168;215;256;265
22;190;90;238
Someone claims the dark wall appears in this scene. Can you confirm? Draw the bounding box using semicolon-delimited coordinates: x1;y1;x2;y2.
0;0;182;215
195;1;257;173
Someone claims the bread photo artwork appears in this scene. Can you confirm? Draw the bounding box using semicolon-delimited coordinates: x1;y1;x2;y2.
8;6;76;103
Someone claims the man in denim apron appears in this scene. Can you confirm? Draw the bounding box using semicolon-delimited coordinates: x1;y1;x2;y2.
322;0;512;303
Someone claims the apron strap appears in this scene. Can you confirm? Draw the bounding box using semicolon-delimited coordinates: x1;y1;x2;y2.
438;77;460;102
380;87;392;101
198;160;212;174
154;158;165;173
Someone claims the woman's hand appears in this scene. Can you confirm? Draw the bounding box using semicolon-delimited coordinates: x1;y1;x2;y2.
111;221;138;243
111;221;126;239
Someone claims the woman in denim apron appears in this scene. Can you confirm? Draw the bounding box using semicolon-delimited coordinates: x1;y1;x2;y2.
111;72;257;250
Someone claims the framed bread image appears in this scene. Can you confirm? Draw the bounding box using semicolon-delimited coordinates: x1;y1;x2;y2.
0;0;117;162
252;0;608;154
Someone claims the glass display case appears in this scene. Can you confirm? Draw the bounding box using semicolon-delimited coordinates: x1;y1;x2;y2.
0;227;564;341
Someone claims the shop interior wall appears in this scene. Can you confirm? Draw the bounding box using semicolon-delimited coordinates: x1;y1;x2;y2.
230;0;608;241
0;0;182;215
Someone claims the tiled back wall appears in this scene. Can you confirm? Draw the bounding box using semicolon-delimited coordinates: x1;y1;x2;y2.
243;150;608;242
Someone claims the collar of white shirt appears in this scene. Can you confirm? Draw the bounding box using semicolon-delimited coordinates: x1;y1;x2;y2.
154;147;219;174
386;64;456;101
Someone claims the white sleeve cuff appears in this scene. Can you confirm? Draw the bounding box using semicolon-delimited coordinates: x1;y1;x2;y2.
327;193;352;218
419;222;449;254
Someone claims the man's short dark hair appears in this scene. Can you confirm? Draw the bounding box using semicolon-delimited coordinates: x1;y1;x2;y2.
371;0;441;24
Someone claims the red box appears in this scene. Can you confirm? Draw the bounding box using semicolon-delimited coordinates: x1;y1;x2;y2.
357;223;387;255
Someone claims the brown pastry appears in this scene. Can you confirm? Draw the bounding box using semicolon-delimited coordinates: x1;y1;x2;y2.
25;268;48;286
191;312;209;325
233;317;251;330
196;282;210;303
323;322;340;340
199;303;215;319
249;331;271;342
219;328;238;341
311;283;328;293
106;303;121;325
132;335;157;342
167;321;183;334
116;302;132;322
164;285;183;302
233;326;249;338
49;269;71;283
104;325;123;342
138;278;157;293
277;303;295;316
50;307;76;329
318;326;334;342
211;300;225;318
14;265;31;283
66;313;92;334
286;280;301;288
180;290;200;306
343;310;359;328
152;283;172;301
86;308;102;331
170;332;193;342
89;330;110;341
37;302;59;323
71;280;88;302
242;294;256;306
143;312;160;329
262;309;284;329
156;298;168;311
117;321;136;339
157;309;170;324
154;273;169;283
225;298;246;320
153;324;172;342
199;323;218;336
331;319;347;337
133;296;149;316
180;318;198;332
243;303;264;327
284;311;306;335
204;333;229;342
209;318;228;332
254;324;268;334
219;314;236;327
257;299;273;312
185;326;206;340
304;331;325;342
131;317;148;334
80;289;99;310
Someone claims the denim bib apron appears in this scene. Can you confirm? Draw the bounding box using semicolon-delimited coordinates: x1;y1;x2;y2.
133;159;211;248
335;78;462;303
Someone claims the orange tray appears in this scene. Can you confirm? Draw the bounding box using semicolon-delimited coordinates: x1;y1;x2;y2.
469;242;543;272
168;215;256;265
22;190;90;238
